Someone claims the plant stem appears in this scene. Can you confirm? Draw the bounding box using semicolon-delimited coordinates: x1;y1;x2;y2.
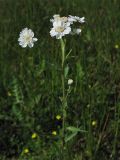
60;38;66;147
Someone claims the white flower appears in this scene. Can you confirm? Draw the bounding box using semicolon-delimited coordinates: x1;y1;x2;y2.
68;15;85;24
68;79;73;85
50;14;85;39
50;17;71;39
75;28;82;34
71;28;82;35
18;28;38;48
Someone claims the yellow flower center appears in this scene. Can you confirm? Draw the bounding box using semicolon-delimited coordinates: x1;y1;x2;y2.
55;26;65;33
25;35;32;42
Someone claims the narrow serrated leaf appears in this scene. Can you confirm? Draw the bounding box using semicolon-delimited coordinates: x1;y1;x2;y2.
65;132;77;142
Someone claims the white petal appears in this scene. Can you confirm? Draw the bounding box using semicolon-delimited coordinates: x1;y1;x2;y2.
66;22;71;27
28;29;34;37
78;17;85;23
28;42;34;48
53;14;60;18
68;15;77;23
33;38;38;42
21;28;28;35
50;28;57;37
50;19;54;22
63;27;71;35
18;37;21;42
21;43;27;48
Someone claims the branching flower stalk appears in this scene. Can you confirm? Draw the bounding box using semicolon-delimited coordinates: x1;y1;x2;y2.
50;14;85;147
60;39;74;146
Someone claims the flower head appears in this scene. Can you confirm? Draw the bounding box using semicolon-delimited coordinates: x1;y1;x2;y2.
56;115;61;120
71;28;82;35
18;28;38;48
23;148;29;154
74;28;82;34
68;79;73;85
7;91;12;97
115;44;119;49
92;120;97;126
50;15;71;39
50;14;85;39
31;133;37;139
52;131;57;136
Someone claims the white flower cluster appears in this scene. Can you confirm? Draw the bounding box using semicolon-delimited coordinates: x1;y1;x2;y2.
18;15;85;48
18;28;38;48
50;14;85;39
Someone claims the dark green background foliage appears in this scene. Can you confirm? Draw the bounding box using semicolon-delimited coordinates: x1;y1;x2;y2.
0;0;120;159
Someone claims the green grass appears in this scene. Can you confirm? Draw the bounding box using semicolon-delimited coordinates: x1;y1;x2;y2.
0;0;120;159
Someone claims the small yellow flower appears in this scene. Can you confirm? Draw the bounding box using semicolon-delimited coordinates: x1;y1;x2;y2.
8;91;12;97
31;133;37;139
115;44;119;49
24;148;29;154
92;121;97;126
52;131;57;136
56;115;61;120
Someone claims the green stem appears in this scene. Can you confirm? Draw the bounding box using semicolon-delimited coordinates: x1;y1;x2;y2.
60;38;66;147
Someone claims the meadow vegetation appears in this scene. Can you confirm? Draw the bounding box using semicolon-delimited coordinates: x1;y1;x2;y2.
0;0;120;159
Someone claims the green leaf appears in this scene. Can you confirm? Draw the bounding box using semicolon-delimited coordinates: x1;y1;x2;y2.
64;65;69;78
86;29;91;41
66;49;72;59
65;132;77;142
67;126;87;133
12;105;23;121
76;63;84;79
